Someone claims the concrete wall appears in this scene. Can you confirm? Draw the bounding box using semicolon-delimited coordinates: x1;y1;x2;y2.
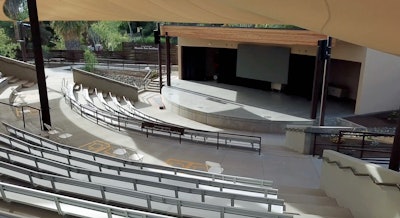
163;95;313;133
285;125;313;154
72;68;138;101
355;49;400;114
0;56;37;82
321;150;400;218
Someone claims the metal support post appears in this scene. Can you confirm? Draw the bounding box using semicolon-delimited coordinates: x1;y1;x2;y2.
310;40;326;119
389;109;400;171
27;0;51;130
318;37;332;126
155;23;163;94
166;32;171;86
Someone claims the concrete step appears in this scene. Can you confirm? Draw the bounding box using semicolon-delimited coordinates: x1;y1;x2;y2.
278;186;326;196
7;76;19;84
145;88;160;92
279;193;337;206
21;81;35;88
147;83;160;87
0;77;8;89
285;203;353;218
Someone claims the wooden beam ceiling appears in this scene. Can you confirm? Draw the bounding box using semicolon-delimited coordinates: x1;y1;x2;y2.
161;26;328;46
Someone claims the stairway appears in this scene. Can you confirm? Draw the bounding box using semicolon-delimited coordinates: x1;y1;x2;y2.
145;74;167;92
279;186;353;218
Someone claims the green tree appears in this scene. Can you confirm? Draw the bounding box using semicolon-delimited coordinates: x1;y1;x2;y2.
3;0;28;21
51;21;87;50
0;28;19;58
89;21;129;51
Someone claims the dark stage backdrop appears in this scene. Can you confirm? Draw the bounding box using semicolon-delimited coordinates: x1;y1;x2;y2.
236;44;290;84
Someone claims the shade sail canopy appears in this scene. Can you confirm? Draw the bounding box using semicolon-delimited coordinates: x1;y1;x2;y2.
0;0;399;55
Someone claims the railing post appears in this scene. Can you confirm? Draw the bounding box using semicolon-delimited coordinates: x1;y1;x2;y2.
107;208;112;218
118;115;121;131
220;208;225;218
39;109;43;130
54;197;63;215
312;134;317;156
0;185;8;202
217;132;219;150
28;173;34;187
22;106;26;129
361;134;366;158
336;132;342;152
146;196;152;211
177;201;182;217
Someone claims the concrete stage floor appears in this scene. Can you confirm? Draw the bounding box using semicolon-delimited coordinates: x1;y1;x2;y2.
159;76;355;132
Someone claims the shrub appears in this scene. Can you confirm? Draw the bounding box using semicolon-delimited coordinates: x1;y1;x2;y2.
0;28;19;58
83;49;97;72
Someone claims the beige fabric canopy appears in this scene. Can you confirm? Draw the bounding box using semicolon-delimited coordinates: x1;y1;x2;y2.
0;0;398;55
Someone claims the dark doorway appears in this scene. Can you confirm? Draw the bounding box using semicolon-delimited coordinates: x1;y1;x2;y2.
284;54;316;99
181;46;206;80
181;46;237;82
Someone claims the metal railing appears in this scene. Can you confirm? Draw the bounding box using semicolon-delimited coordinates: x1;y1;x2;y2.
0;181;173;218
0;101;42;130
312;130;394;165
63;84;262;154
0;160;290;218
0;135;283;212
3;122;273;189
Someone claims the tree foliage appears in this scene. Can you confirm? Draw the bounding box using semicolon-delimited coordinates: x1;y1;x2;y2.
89;21;129;51
3;0;28;20
0;28;19;58
51;21;87;50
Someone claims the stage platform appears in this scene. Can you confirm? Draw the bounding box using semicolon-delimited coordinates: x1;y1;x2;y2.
161;79;355;133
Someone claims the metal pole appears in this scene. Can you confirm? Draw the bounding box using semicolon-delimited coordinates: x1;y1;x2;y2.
318;37;332;126
22;106;25;128
310;40;326;119
27;0;51;130
156;23;163;94
389;108;400;171
166;32;171;86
